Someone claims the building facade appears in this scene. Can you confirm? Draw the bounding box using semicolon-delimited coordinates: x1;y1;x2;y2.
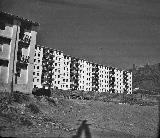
78;59;92;91
98;65;109;92
0;11;132;94
0;11;39;93
33;45;43;88
33;45;132;94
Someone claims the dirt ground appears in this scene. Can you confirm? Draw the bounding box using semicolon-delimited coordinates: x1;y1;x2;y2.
0;92;159;138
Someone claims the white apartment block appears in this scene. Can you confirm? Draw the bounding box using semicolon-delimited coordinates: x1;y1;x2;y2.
114;69;124;93
33;45;43;88
61;55;71;90
78;59;92;91
32;45;132;93
52;49;64;89
98;65;110;92
127;71;132;94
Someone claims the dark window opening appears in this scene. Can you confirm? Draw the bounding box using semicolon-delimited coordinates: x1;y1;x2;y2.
0;22;5;30
0;45;3;52
0;59;9;67
0;36;11;45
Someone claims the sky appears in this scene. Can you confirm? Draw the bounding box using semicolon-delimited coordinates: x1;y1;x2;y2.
0;0;160;69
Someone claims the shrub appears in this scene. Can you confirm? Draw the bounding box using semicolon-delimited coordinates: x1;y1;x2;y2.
26;103;40;114
32;88;51;97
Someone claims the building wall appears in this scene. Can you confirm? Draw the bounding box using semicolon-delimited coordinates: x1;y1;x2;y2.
0;12;38;93
52;50;64;89
114;69;124;93
31;46;132;93
70;57;79;90
78;60;92;91
61;55;71;90
98;65;109;92
127;72;132;94
33;45;43;88
92;63;99;92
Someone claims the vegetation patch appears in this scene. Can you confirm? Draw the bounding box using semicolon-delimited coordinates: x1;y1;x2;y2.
26;103;40;114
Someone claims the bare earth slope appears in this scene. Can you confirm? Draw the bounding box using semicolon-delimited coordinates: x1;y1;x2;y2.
0;91;159;138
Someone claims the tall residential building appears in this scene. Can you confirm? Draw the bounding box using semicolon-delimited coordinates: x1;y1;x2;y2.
33;46;71;90
33;45;43;88
98;65;109;92
52;49;64;89
123;70;132;94
61;54;71;90
70;57;79;90
109;66;116;93
41;47;55;89
92;63;99;92
78;59;92;91
114;68;124;93
0;11;39;93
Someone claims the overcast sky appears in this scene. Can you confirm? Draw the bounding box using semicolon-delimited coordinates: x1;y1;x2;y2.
0;0;160;69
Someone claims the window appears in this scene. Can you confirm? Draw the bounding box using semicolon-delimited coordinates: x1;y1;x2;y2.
0;59;9;67
37;73;39;76
37;66;39;69
58;81;60;84
0;45;3;52
0;22;5;30
34;59;36;62
38;60;40;63
58;75;60;78
33;72;35;75
37;79;39;82
63;79;65;82
38;53;40;57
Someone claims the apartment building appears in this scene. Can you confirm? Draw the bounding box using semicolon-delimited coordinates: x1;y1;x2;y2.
32;46;132;93
78;59;92;91
114;68;124;93
98;65;109;92
61;54;71;90
33;46;72;90
70;57;79;90
33;45;43;88
0;11;39;93
109;66;116;93
126;71;132;94
92;63;99;92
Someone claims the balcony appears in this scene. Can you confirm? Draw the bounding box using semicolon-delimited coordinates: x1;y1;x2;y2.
16;55;29;72
18;34;31;48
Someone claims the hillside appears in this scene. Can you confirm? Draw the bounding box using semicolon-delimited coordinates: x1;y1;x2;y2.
132;63;160;91
0;91;159;138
